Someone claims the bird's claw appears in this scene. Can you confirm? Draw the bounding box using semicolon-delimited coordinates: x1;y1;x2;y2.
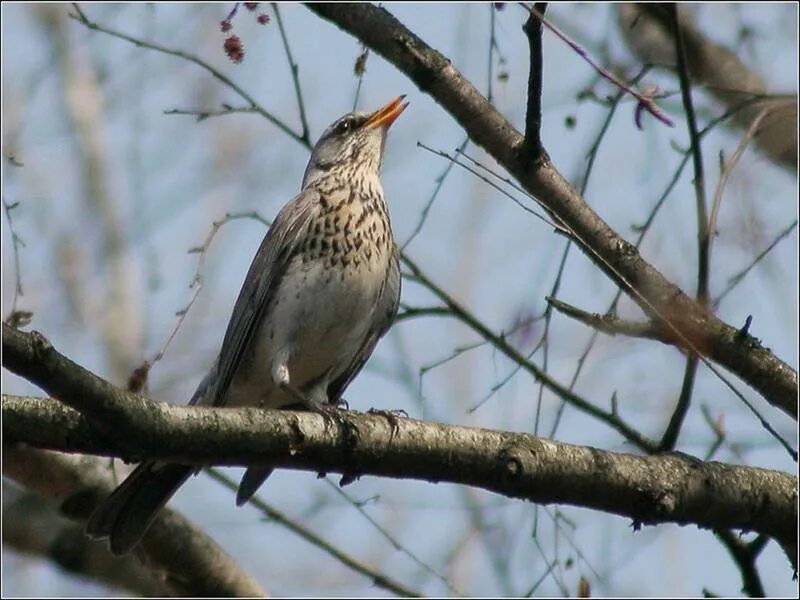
311;401;347;429
367;408;407;439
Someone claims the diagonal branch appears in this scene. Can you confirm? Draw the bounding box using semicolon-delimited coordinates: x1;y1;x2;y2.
303;2;797;420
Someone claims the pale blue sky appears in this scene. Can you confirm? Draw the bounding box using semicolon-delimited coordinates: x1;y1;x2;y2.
2;3;797;596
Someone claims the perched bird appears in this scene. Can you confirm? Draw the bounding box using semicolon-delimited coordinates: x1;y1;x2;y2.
86;96;408;555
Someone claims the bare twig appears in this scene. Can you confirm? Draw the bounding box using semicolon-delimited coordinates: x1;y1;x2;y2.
700;404;726;461
395;305;454;322
163;105;260;122
545;297;668;342
2;196;27;324
416;143;555;229
521;3;548;161
401;256;660;454
713;219;798;309
707;108;771;260
520;3;673;128
205;468;423;597
69;3;311;150
488;5;497;105
148;211;270;370
271;3;311;145
352;44;370;111
402;136;469;250
658;4;710;452
714;530;767;597
326;481;462;595
672;4;709;306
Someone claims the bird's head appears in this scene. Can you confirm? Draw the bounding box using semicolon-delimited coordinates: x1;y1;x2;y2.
302;96;408;188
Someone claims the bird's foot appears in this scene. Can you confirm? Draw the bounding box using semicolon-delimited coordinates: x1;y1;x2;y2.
280;382;346;429
311;401;346;425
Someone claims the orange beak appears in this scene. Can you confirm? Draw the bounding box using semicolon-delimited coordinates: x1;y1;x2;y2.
365;95;409;129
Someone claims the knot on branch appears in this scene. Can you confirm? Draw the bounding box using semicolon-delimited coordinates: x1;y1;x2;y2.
498;446;525;482
30;330;53;359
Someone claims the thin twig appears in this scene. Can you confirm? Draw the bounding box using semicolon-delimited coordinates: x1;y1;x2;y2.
402;136;469;250
395;305;454;323
402;254;660;454
69;3;311;150
163;105;260;122
488;5;496;105
271;3;311;145
521;3;547;161
707;108;771;261
657;4;710;452
671;4;710;306
326;480;463;596
148;211;271;369
714;530;767;597
468;331;546;414
700;404;726;461
546;297;668;341
660;358;698;451
416;143;555;229
525;559;559;597
205;468;423;597
352;44;370;111
713;219;798;309
520;3;673;127
2;196;27;323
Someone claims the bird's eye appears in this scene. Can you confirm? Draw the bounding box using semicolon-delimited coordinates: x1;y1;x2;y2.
336;119;354;134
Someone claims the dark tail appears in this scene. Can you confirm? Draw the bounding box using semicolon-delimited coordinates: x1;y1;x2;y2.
236;466;274;506
86;461;194;555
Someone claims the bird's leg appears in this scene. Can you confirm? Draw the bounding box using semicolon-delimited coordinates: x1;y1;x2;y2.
272;362;343;427
276;380;340;422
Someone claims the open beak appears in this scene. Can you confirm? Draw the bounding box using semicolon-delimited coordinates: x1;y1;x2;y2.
365;95;409;130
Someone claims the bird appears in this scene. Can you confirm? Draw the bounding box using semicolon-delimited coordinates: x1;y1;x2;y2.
86;96;408;555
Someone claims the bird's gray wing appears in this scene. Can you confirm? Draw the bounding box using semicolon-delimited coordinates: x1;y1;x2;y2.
327;244;401;402
191;188;320;408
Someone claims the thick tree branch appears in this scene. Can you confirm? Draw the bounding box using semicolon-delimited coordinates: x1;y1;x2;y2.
4;320;796;571
2;444;265;597
2;324;158;443
2;485;165;596
2;382;796;573
303;3;797;419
